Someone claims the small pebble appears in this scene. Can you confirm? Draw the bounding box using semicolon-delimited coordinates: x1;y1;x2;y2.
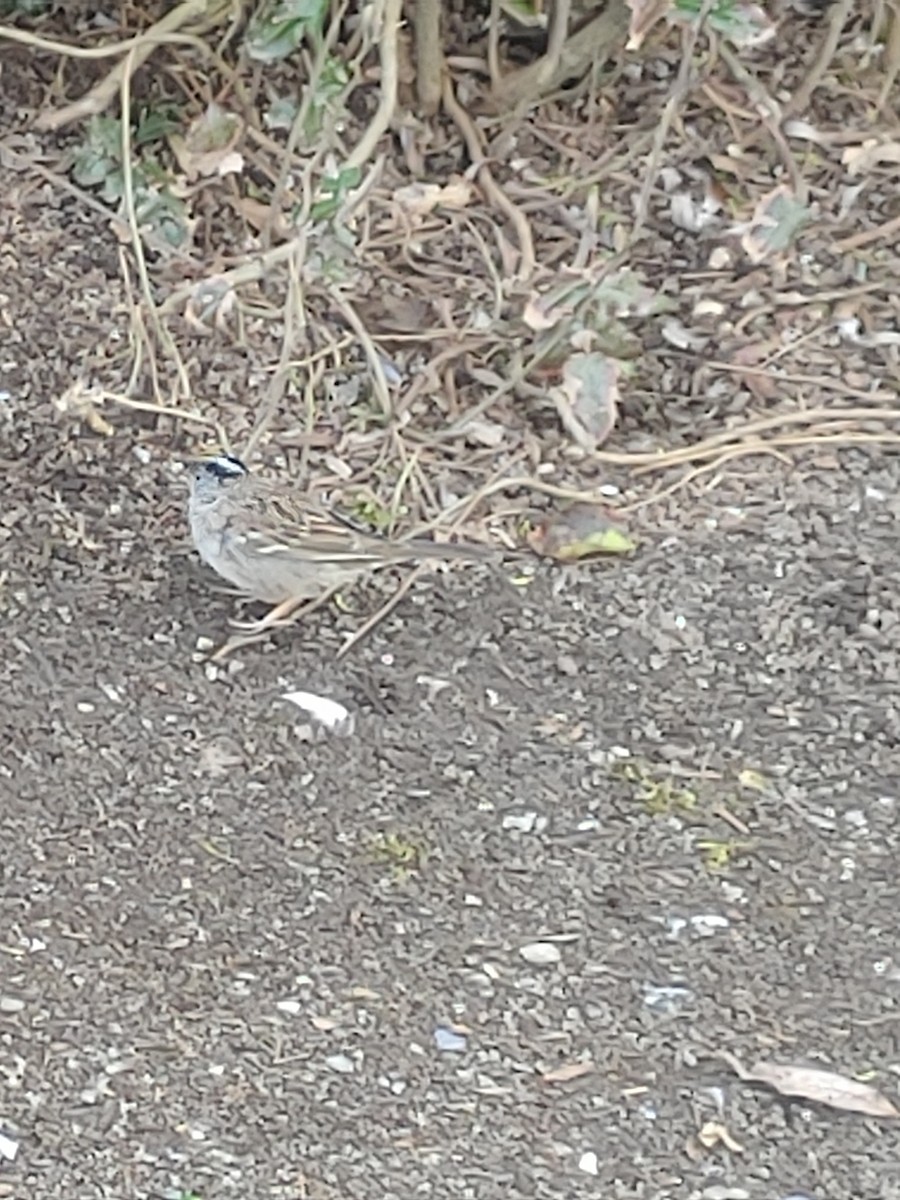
502;812;539;833
325;1053;356;1074
519;942;562;965
434;1026;468;1053
578;1151;598;1175
690;913;730;937
276;999;302;1016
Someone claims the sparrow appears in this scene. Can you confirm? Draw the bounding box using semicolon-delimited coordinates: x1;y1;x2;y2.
187;454;495;612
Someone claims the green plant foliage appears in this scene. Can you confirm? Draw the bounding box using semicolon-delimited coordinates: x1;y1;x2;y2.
0;0;50;14
674;0;773;45
71;114;188;247
309;165;362;222
245;0;331;62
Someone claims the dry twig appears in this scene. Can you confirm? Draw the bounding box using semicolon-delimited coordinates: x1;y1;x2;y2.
876;0;900;113
24;0;231;132
242;238;309;462
441;75;536;279
489;0;628;111
415;0;443;115
336;565;427;658
787;0;854;115
536;0;573;91
345;0;403;171
261;0;349;250
119;45;191;402
631;0;715;243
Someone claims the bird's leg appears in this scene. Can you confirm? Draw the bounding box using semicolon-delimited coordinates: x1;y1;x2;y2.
228;594;310;634
209;626;274;662
208;591;337;661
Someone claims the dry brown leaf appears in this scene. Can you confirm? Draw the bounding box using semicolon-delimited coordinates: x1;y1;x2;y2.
626;0;672;49
842;139;900;176
522;294;571;332
169;102;245;182
235;196;292;238
747;1061;899;1118
737;768;768;792
461;418;507;448
54;382;115;435
697;1120;744;1153
360;295;431;335
553;352;621;452
310;1015;340;1032
729;340;780;401
527;503;636;562
724;1052;900;1119
392;179;473;221
541;1060;595;1084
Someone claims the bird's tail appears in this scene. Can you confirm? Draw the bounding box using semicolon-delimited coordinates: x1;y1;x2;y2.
397;536;510;563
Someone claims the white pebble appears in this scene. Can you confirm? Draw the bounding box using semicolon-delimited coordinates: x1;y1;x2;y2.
276;999;302;1016
325;1053;356;1074
281;690;353;733
502;812;538;833
578;1151;598;1175
519;942;562;965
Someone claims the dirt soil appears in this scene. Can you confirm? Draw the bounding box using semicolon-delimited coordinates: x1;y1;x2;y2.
3;5;900;1200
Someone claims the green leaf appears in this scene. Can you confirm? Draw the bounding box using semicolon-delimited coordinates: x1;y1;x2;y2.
673;0;774;47
528;503;636;561
264;96;299;131
0;0;50;13
303;54;351;138
498;0;546;26
309;165;362;222
246;0;331;62
71;146;117;190
134;104;181;145
741;185;810;262
86;115;123;159
134;186;189;247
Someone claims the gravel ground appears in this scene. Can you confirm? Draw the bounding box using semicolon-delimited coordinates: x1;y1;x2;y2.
3;96;900;1200
4;420;900;1199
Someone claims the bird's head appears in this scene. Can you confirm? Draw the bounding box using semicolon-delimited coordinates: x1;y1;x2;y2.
188;453;248;500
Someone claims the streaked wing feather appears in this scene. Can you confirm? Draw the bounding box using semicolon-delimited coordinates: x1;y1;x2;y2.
236;482;405;562
233;475;492;563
